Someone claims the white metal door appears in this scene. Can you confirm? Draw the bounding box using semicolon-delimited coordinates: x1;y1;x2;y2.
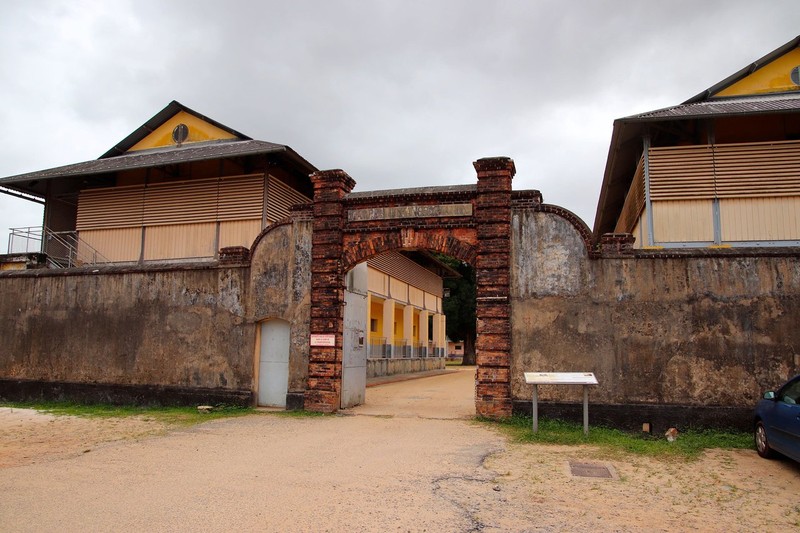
341;265;368;408
258;319;290;407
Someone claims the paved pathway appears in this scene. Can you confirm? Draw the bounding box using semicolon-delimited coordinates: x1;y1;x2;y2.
355;366;475;419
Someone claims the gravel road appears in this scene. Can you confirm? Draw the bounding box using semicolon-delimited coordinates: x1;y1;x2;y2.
2;367;799;532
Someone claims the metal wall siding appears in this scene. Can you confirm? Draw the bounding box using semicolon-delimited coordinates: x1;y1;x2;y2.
649;145;716;200
143;180;218;225
712;142;800;197
76;185;145;230
649;140;800;201
631;217;643;249
615;155;646;233
77;174;266;230
266;176;311;223
219;219;262;248
720;196;800;241
78;228;141;262
143;223;217;260
367;251;443;297
218;175;265;222
652;200;714;242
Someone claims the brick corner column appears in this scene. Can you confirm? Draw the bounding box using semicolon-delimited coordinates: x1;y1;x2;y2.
473;156;515;419
304;169;356;413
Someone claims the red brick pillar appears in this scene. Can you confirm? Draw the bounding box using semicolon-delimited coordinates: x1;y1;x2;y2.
305;169;356;413
473;156;515;418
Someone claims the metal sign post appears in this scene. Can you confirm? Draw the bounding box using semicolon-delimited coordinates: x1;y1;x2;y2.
524;372;599;436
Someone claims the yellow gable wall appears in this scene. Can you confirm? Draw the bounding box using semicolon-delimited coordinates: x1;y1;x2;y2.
127;110;237;151
715;47;800;97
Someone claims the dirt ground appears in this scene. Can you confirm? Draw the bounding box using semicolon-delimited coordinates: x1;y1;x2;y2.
2;368;799;532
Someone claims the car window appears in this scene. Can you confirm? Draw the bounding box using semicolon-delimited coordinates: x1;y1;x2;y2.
778;379;800;404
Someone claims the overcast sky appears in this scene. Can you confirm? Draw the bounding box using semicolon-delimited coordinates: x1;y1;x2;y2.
1;1;798;247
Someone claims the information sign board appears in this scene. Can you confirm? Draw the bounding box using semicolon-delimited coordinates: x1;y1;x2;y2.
524;371;599;435
310;334;336;347
524;372;598;385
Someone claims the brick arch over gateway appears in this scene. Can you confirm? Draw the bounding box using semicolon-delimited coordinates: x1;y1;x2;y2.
304;157;517;418
342;231;478;272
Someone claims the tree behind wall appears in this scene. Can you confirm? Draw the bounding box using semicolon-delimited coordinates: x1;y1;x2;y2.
438;255;476;365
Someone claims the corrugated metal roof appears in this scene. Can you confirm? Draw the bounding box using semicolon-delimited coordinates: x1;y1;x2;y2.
0;139;289;185
623;94;800;121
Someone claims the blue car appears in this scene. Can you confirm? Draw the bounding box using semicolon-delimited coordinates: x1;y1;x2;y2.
754;374;800;463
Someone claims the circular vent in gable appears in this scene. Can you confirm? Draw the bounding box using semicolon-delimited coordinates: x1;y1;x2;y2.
791;66;800;86
172;123;189;146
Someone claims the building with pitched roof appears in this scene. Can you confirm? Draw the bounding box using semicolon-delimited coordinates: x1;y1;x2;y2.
0;101;316;265
594;36;800;249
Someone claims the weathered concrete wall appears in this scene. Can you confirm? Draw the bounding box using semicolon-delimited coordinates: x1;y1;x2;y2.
0;217;313;407
248;219;312;402
4;194;797;427
367;357;445;379
511;208;800;427
0;263;253;402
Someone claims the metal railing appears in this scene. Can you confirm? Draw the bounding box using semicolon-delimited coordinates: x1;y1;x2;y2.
368;337;389;357
411;342;426;358
7;226;42;254
431;343;446;358
367;337;445;359
393;341;410;358
7;226;109;268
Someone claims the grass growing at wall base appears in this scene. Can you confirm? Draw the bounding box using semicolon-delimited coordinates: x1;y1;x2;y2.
484;415;753;460
1;401;331;425
0;401;255;426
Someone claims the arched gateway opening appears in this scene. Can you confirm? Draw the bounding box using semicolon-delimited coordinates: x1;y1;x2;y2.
340;251;470;414
305;157;516;418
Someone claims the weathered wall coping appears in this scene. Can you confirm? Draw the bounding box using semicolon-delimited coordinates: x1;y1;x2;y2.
0;260;248;278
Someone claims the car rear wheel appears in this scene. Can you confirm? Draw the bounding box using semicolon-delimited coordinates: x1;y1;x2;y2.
755;421;774;459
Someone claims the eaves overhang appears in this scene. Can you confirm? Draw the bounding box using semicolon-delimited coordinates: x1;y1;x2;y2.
0;139;317;199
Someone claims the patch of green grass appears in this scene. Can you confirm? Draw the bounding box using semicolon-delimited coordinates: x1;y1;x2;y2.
0;401;255;426
482;415;753;460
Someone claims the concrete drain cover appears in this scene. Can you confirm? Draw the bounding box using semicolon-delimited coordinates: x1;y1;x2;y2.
568;461;616;479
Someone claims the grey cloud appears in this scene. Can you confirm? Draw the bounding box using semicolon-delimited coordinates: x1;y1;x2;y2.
1;0;798;244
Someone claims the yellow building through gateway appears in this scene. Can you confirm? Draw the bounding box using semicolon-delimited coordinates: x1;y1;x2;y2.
360;250;451;360
340;249;456;407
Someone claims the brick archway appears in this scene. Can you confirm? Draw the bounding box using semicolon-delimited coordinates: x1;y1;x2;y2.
305;157;515;418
